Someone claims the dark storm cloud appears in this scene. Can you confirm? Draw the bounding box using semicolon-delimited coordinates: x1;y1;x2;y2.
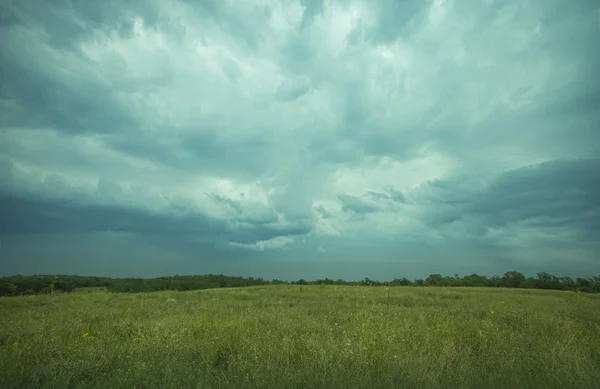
0;0;177;134
106;126;274;179
0;194;226;237
367;189;406;204
0;0;162;49
0;191;311;247
178;0;266;50
314;205;335;219
337;194;380;215
1;0;600;277
229;222;312;246
207;193;279;225
299;0;325;29
0;30;139;134
418;157;600;241
365;0;424;43
209;193;244;213
0;156;309;246
389;189;407;203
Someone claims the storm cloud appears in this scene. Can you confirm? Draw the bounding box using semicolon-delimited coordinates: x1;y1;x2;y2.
1;0;599;278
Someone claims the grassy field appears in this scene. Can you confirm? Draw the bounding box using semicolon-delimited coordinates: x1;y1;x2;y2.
1;286;599;389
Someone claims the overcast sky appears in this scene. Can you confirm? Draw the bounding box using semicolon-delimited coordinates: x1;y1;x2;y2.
1;0;599;280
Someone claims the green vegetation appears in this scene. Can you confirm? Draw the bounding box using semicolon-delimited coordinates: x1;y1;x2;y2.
1;286;599;388
1;271;600;296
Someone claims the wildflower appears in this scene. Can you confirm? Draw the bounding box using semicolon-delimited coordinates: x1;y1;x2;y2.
80;332;95;340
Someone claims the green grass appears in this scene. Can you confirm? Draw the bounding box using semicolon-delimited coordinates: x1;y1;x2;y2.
1;286;599;388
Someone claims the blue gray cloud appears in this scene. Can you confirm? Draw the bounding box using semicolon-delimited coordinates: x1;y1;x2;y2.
1;0;599;278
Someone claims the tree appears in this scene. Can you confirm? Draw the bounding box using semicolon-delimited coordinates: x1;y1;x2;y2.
588;276;600;293
462;274;490;287
536;272;553;282
557;276;575;290
0;281;17;296
490;275;501;287
522;277;536;289
502;271;526;288
575;277;590;291
426;274;443;285
535;272;558;289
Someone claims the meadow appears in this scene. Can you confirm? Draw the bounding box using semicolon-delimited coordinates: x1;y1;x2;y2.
1;285;599;389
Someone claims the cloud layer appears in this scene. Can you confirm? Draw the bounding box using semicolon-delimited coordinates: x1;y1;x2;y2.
1;0;599;278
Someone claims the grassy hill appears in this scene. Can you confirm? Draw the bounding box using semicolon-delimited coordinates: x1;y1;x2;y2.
1;285;599;388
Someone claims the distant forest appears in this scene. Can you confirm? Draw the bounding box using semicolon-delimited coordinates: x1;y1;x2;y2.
1;272;599;296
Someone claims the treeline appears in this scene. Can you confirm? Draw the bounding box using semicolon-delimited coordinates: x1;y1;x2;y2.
294;271;600;293
0;275;113;296
0;274;267;296
1;271;599;296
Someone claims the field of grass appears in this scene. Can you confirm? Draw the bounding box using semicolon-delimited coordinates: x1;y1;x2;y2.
1;285;599;389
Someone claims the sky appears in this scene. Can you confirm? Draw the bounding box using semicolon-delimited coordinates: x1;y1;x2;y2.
1;0;599;280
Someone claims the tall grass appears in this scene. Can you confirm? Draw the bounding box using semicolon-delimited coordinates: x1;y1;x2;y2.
1;286;599;388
